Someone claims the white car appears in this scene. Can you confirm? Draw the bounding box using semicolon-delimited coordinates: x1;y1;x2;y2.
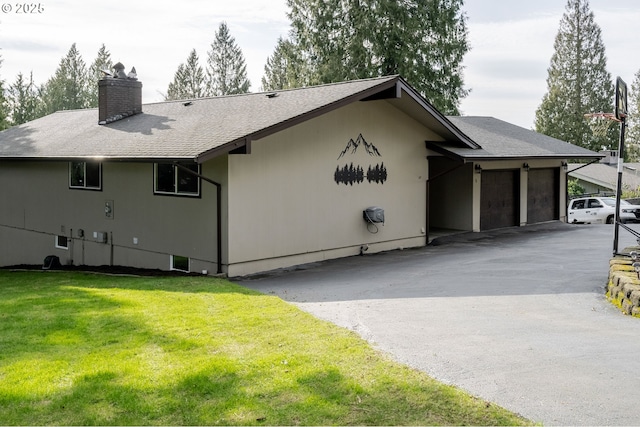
567;196;640;224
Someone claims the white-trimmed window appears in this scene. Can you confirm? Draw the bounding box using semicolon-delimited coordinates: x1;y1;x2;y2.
70;161;102;190
55;235;69;250
171;255;190;272
154;163;200;196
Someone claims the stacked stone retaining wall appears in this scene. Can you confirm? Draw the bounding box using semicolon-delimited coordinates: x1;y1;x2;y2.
608;250;640;317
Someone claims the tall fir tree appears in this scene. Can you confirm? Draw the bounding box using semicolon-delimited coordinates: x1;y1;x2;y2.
283;0;469;114
88;44;113;107
206;22;251;96
7;71;40;126
534;0;614;152
166;49;206;100
625;69;640;162
0;89;7;130
0;56;9;130
261;37;307;91
39;43;92;116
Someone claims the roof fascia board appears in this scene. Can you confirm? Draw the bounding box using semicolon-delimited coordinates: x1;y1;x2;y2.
425;141;466;162
197;77;405;163
424;140;604;162
0;156;196;163
458;155;604;161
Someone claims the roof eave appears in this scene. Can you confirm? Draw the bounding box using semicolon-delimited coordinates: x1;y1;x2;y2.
396;80;480;150
464;154;605;161
0;155;198;163
196;76;481;163
196;77;404;163
425;141;605;162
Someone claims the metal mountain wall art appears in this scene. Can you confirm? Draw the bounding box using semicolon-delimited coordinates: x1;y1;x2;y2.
337;133;381;159
334;134;387;186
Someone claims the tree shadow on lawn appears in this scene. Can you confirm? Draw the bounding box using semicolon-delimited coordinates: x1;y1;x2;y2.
0;272;527;426
0;271;256;364
1;357;516;426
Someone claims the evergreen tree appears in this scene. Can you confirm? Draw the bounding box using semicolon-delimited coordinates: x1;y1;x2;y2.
166;49;206;100
534;0;614;152
284;0;469;114
7;71;40;126
625;69;640;162
261;37;307;91
39;43;92;116
88;44;113;107
0;56;9;130
206;22;251;96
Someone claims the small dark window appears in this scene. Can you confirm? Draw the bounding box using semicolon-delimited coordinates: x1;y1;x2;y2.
55;235;69;249
171;255;190;272
154;163;200;196
69;161;102;190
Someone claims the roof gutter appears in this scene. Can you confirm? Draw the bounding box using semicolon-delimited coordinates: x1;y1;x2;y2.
424;140;605;162
0;156;196;163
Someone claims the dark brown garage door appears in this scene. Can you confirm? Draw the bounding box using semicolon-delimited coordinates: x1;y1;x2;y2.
480;170;520;230
527;168;559;224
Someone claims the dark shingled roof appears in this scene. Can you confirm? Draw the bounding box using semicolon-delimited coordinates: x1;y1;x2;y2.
0;77;601;163
568;162;640;191
432;116;602;160
0;75;473;162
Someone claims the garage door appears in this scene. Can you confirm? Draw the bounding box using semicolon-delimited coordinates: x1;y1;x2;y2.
527;168;559;224
480;170;519;230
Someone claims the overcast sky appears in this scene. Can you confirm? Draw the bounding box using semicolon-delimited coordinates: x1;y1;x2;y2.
0;0;638;129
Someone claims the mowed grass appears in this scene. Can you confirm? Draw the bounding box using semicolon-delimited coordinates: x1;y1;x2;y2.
0;271;531;426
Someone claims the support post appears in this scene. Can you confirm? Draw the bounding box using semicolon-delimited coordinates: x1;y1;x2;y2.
613;117;627;255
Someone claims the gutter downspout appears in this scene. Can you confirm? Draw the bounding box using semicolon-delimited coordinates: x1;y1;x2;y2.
173;162;223;275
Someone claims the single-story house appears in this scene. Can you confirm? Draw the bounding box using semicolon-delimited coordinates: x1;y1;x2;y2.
569;150;640;195
0;72;601;276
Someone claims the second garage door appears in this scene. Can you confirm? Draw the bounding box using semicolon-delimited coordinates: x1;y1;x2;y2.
527;168;559;224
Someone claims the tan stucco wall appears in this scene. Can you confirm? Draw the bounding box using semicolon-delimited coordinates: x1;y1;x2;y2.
225;100;436;276
0;160;223;272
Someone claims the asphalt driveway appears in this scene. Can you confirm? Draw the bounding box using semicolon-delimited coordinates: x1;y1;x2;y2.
239;222;640;426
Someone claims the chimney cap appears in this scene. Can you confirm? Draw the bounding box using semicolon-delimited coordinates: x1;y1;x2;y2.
103;62;138;80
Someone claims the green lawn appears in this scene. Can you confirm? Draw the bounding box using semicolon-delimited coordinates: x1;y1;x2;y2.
0;271;531;425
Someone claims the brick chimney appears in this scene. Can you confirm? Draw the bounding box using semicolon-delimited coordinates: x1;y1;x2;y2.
98;62;142;124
